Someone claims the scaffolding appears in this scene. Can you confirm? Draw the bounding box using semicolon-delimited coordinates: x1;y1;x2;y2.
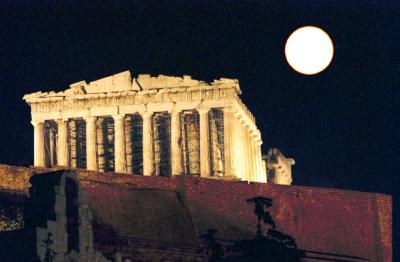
124;116;133;173
129;114;143;175
68;121;76;168
102;117;115;172
181;110;200;176
209;108;225;177
68;119;86;169
44;120;57;167
153;112;171;177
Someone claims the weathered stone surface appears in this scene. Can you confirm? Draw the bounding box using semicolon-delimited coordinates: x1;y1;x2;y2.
0;169;110;261
0;164;32;192
264;148;295;185
0;165;392;261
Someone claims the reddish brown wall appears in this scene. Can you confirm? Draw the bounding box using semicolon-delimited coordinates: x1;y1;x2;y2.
0;164;32;192
0;165;392;261
180;178;392;261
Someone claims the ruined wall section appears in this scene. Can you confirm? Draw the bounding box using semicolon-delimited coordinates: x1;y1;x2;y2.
0;191;25;232
0;164;32;192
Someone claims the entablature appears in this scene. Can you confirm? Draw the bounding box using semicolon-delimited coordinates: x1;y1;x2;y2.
24;70;259;140
23;70;241;102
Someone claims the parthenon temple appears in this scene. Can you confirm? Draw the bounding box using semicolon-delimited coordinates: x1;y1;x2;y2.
23;71;294;184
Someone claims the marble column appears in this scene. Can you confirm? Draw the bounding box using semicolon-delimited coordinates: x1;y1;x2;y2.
113;114;126;173
251;139;258;182
32;120;45;167
85;116;97;171
249;130;257;182
223;107;233;177
240;119;249;181
245;126;254;182
57;119;69;167
49;127;56;166
170;110;182;176
96;118;105;172
199;108;210;177
142;112;153;176
232;113;244;180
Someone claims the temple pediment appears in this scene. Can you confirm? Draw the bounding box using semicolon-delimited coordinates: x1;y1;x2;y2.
136;74;204;90
23;70;241;102
86;70;137;93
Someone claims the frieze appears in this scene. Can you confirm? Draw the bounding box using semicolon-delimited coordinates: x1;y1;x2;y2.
191;90;201;100
63;101;74;111
31;87;237;113
204;90;214;99
154;92;163;103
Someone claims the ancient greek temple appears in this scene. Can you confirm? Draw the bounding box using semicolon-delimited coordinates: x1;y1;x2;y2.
23;71;268;182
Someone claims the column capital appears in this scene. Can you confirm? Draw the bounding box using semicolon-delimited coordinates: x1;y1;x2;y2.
141;111;153;118
57;118;69;167
112;114;125;121
56;118;69;124
84;116;97;122
31;120;44;127
232;106;241;113
198;107;210;114
170;109;181;116
96;117;104;124
222;106;234;113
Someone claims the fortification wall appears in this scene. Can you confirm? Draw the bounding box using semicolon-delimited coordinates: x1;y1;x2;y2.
0;164;392;261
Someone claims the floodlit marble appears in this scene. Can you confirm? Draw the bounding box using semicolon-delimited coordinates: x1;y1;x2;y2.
264;148;295;185
23;70;291;184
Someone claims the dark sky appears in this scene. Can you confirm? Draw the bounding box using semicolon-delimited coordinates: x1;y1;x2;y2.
0;1;396;194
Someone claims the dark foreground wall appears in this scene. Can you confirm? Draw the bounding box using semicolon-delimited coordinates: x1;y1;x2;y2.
0;165;392;261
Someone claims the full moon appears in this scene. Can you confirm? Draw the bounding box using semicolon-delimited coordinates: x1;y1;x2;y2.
285;26;334;75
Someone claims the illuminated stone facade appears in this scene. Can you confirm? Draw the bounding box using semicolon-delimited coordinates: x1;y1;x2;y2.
23;71;268;182
264;148;295;185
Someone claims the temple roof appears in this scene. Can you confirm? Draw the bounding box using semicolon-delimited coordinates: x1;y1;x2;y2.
23;70;241;102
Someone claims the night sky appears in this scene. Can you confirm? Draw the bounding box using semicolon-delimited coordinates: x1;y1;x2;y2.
0;1;396;195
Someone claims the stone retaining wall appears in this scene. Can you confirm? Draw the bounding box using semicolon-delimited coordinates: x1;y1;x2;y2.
0;164;392;261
